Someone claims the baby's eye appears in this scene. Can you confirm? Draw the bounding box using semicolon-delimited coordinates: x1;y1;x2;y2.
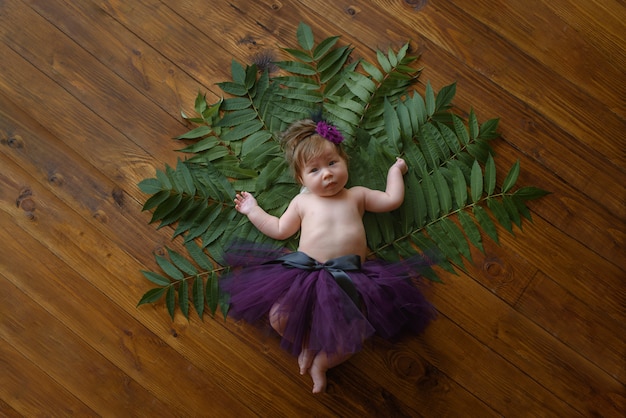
309;167;319;173
329;160;337;166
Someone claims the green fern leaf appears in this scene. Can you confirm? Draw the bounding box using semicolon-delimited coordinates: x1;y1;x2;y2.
141;270;170;286
425;81;435;116
488;198;513;233
217;81;247;96
502;159;520;193
360;60;384;82
192;276;204;319
484;154;497;196
142;190;170;211
178;136;219;154
157;196;195;229
283;47;313;62
441;218;472;263
275;61;317;75
452;114;470;146
413;230;455;274
451;164;468;208
186;204;221;242
473;205;499;244
216;108;258;127
184;240;214;271
297;22;315;50
206;272;219;316
435;82;456;112
138;178;163;194
468;108;479;140
433;168;452;214
222;97;252;110
273;76;320;90
436;122;462;155
421;169;440;221
230;59;246;85
167;248;198;275
427;223;464;269
457;209;484;253
407;92;427;130
503;195;523;229
156;255;184;280
137;287;166;307
150;194;183;223
313;35;341;60
166;287;176;320
470;160;483;203
383;98;401;151
376;50;392;73
178;279;189;319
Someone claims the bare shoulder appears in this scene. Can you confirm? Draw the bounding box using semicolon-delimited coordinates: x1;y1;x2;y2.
348;185;373;200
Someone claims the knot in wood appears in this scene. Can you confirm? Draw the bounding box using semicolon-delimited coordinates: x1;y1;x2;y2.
345;6;359;16
154;246;167;257
483;256;512;282
16;187;34;209
388;349;424;379
4;134;25;149
112;187;125;207
93;210;108;223
48;172;65;186
404;0;428;10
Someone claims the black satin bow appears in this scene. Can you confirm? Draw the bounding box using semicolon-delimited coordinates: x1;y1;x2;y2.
267;251;362;306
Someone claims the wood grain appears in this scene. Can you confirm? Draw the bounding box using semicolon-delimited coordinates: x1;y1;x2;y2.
1;0;624;415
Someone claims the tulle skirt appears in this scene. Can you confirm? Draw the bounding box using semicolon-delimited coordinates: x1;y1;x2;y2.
220;245;436;357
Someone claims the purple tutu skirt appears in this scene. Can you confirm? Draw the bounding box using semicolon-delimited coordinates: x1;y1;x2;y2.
220;246;436;357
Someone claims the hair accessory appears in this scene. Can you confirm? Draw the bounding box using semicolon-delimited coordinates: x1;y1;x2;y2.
315;121;344;144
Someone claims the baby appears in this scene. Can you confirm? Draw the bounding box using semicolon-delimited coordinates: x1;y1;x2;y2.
223;119;435;393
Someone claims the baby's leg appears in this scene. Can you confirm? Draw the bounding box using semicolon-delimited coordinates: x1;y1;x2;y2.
298;346;316;375
268;302;287;336
309;350;353;393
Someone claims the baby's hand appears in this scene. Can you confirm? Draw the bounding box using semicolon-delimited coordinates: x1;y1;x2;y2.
234;191;258;215
392;157;408;175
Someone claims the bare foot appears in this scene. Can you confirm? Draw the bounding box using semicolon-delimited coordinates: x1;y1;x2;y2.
309;361;327;394
298;348;315;375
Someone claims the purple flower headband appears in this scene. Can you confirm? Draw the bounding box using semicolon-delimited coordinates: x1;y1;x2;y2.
315;121;344;144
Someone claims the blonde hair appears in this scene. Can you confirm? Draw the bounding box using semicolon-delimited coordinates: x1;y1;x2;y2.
280;119;348;183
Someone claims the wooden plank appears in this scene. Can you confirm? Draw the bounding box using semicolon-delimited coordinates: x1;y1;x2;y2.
495;214;625;324
0;278;178;416
89;0;240;93
516;271;626;384
344;340;500;416
176;0;626;297
424;266;624;416
0;399;24;418
0;0;186;168
364;0;625;166
0;339;96;416
23;0;214;119
178;0;626;257
0;167;259;416
291;0;625;209
0;141;364;416
444;0;626;117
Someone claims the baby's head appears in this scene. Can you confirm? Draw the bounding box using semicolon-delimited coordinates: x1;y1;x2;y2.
281;119;349;184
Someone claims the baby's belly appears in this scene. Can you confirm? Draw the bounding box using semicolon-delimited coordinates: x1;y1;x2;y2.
298;227;367;263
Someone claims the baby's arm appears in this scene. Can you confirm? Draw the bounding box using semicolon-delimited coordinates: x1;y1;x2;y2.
361;157;408;213
234;191;301;240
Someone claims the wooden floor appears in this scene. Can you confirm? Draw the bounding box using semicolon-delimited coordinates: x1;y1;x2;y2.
1;0;624;416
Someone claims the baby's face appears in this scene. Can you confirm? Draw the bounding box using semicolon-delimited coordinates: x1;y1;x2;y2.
299;145;348;197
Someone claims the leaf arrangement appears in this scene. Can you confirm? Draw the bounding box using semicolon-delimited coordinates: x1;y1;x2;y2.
137;23;548;320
